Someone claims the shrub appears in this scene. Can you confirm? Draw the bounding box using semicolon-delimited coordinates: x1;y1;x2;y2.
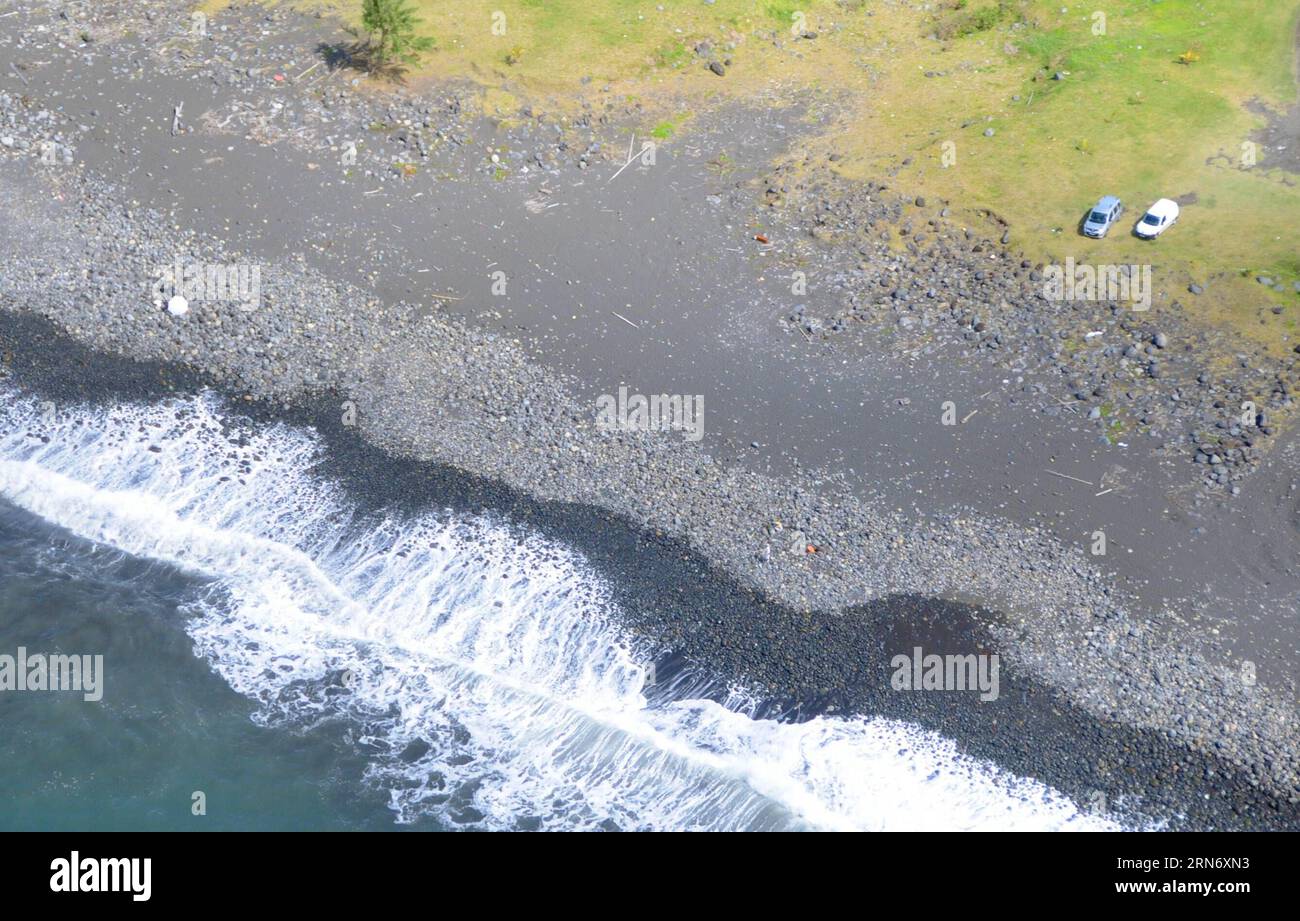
360;0;435;71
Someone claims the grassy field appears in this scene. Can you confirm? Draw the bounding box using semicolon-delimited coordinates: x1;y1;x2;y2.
843;0;1300;354
256;0;1300;351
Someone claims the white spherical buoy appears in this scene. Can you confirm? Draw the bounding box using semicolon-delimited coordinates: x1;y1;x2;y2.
166;295;189;317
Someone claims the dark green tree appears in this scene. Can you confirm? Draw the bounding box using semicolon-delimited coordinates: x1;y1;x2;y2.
360;0;435;71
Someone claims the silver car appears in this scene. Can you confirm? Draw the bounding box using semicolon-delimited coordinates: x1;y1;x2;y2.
1082;196;1123;238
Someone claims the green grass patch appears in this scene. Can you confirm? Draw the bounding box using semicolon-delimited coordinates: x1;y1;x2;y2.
652;39;690;70
936;0;1022;40
651;121;674;139
765;1;803;28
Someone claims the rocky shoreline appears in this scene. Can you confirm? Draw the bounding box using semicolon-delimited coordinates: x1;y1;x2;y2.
2;310;1294;830
1;0;1296;826
756;165;1298;497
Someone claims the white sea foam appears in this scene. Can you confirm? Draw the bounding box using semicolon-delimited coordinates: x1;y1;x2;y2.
0;390;1122;830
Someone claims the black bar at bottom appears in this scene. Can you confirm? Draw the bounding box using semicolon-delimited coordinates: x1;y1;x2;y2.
0;831;1287;906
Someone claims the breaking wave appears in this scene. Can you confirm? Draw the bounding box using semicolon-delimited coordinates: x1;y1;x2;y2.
0;389;1118;830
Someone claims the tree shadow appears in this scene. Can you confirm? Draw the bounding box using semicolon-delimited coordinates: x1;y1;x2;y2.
314;39;412;83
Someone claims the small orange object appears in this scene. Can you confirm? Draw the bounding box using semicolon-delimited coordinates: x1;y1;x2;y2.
806;544;817;554
755;234;770;244
274;73;285;82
